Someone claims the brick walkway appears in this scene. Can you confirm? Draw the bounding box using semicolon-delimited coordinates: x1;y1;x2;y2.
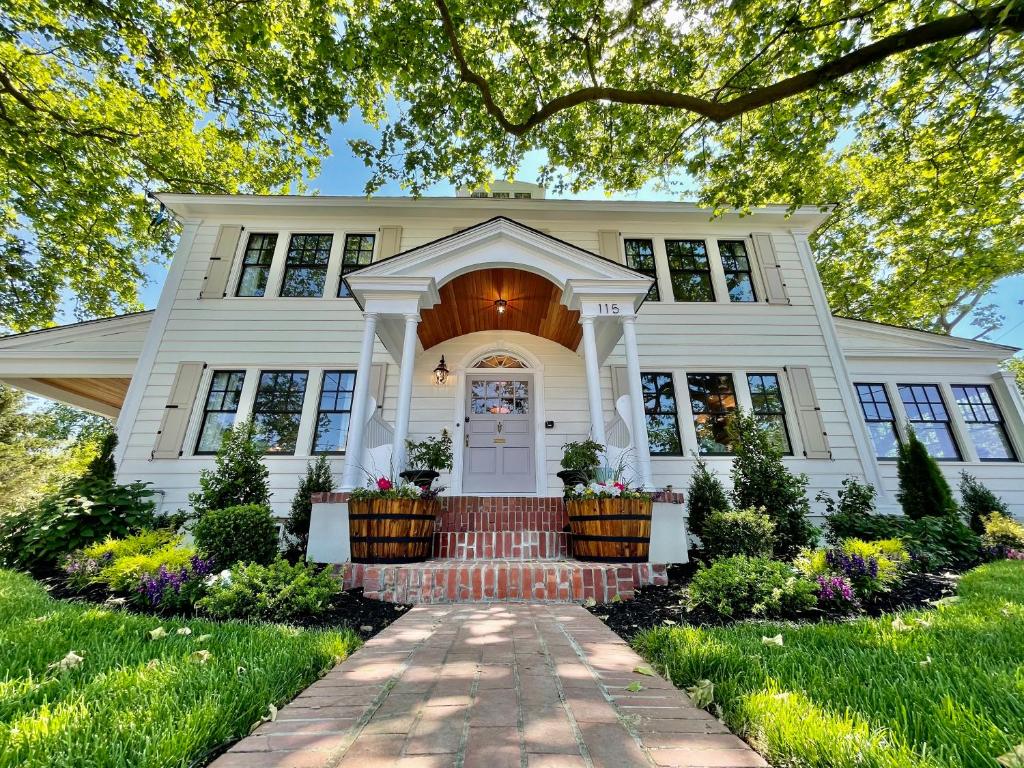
210;604;766;768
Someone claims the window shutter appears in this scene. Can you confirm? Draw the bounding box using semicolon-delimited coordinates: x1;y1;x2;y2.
369;363;387;412
610;365;631;403
598;230;620;262
785;365;830;459
152;362;205;458
750;233;789;305
377;225;402;260
199;226;242;299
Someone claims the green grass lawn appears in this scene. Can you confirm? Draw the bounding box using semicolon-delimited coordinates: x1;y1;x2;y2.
635;560;1024;768
0;569;361;768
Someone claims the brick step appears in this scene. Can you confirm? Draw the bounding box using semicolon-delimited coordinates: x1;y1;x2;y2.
433;531;570;560
435;497;568;533
344;559;668;604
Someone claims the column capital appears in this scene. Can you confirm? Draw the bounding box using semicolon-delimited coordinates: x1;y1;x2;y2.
619;314;637;326
579;315;595;326
363;311;380;321
403;312;421;323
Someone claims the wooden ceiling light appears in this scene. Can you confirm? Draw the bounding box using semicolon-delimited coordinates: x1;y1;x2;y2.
417;268;583;351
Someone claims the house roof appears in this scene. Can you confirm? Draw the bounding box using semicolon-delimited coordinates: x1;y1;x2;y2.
834;315;1019;360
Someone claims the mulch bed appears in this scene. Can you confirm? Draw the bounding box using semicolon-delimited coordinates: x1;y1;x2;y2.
587;562;964;642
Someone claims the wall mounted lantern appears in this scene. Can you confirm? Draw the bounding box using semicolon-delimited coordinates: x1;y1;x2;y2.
433;356;450;385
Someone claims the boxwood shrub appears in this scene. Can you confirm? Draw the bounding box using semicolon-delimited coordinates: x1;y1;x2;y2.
688;555;817;618
192;504;279;567
701;507;776;561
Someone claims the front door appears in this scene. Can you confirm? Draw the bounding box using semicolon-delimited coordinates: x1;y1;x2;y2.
463;375;535;493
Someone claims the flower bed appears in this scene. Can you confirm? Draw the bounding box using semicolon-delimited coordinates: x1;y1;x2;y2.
348;477;440;564
565;481;653;563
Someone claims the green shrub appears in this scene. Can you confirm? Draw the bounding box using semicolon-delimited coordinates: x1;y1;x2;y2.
701;507;775;561
189;420;270;515
686;457;730;542
197;559;340;621
193;504;279;567
687;555;817;618
817;477;900;545
0;434;154;575
900;514;980;569
81;528;178;562
960;472;1010;534
284;456;335;556
728;411;816;558
795;538;908;599
896;430;957;520
982;512;1024;550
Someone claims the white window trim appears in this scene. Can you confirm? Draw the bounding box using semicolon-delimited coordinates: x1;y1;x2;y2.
334;231;380;299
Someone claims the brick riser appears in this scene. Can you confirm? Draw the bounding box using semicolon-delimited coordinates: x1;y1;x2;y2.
433;531;570;560
344;561;668;604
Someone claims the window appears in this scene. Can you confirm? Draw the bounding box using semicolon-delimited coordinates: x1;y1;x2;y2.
338;234;376;298
514;192;532;199
952;385;1016;461
747;373;791;454
623;239;659;301
313;370;356;454
252;371;309;454
195;371;245;454
718;240;757;302
280;234;332;297
687;373;738;454
665;240;715;302
642;373;683;455
855;383;901;459
470;191;488;198
898;384;961;460
492;192;510;199
236;233;278;297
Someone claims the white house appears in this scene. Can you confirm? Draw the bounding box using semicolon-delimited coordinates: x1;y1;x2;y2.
0;183;1021;600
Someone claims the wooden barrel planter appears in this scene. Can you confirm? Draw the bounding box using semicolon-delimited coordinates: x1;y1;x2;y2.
567;497;653;563
348;498;439;564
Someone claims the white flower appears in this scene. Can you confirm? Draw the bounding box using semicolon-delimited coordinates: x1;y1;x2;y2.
588;482;604;493
607;485;621;497
204;569;232;588
573;483;587;494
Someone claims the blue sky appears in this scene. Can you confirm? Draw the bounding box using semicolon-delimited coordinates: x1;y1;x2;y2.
137;121;1024;351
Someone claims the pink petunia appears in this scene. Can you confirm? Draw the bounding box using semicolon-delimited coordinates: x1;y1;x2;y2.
613;482;625;490
376;477;393;491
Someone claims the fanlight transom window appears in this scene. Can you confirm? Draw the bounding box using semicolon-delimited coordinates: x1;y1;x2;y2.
473;354;526;369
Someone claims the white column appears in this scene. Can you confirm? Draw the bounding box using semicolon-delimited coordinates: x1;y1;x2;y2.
341;311;380;490
621;315;654;489
390;313;420;473
580;317;606;445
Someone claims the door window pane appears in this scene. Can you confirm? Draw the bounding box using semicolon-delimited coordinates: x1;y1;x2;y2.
855;383;901;459
280;234;332;297
665;240;715;302
313;370;356;453
747;373;791;454
253;371;308;454
196;371;246;454
623;239;659;301
687;373;738;454
898;384;961;460
952;385;1016;461
470;379;528;415
236;233;278;297
642;372;682;454
338;234;376;297
718;240;757;302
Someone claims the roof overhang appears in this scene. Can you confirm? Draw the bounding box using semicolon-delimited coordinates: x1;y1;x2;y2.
834;316;1019;361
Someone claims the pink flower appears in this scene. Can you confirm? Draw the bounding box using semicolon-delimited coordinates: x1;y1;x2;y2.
376;477;393;491
613;482;625;490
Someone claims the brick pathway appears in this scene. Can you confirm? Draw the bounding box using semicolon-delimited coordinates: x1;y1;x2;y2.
210;604;766;768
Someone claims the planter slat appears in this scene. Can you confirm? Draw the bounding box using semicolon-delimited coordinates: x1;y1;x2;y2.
348;498;439;563
567;497;652;563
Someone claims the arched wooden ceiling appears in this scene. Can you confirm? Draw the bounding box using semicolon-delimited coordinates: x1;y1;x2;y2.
418;268;583;351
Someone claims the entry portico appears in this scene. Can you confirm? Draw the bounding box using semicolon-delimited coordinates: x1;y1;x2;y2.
341;216;655;493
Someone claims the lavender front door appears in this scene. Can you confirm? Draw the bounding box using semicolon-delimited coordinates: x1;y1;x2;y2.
463;375;535;493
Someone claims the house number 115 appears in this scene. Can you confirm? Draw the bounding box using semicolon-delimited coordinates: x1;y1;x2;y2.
597;303;620;314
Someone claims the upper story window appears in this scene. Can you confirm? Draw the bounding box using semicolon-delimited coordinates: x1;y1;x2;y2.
280;234;332;297
855;383;901;459
898;384;961;460
236;233;278;297
687;373;737;454
623;239;659;301
952;385;1017;461
514;192;532;199
338;234;376;298
313;370;356;454
196;371;245;454
252;371;309;454
492;192;510;199
470;191;488;198
665;240;715;302
747;373;791;454
718;240;757;303
641;373;682;455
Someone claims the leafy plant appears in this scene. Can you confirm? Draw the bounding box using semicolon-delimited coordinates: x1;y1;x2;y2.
795;538;908;599
686;457;730;542
728;411;816;558
284;456;335;556
687;555;817;619
559;439;604;477
701;508;775;561
896;430;957;520
136;555;216;612
189;420;270;516
192;504;279;567
982;512;1024;551
197;559;340;622
901;515;981;570
406;430;454;472
959;472;1010;534
817;477;900;545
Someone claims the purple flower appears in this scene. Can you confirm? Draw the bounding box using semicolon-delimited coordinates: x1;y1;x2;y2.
816;575;855;604
825;550;879;580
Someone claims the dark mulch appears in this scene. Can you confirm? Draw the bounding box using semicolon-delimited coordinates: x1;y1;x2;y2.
587;561;964;642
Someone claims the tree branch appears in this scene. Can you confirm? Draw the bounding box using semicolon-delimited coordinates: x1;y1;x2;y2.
432;0;1024;133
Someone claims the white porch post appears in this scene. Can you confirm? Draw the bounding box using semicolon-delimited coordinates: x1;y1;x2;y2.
579;317;606;445
341;311;380;490
620;315;654;489
390;313;420;473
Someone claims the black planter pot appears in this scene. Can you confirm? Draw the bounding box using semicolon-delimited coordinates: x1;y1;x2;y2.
557;469;590;488
399;469;440;488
